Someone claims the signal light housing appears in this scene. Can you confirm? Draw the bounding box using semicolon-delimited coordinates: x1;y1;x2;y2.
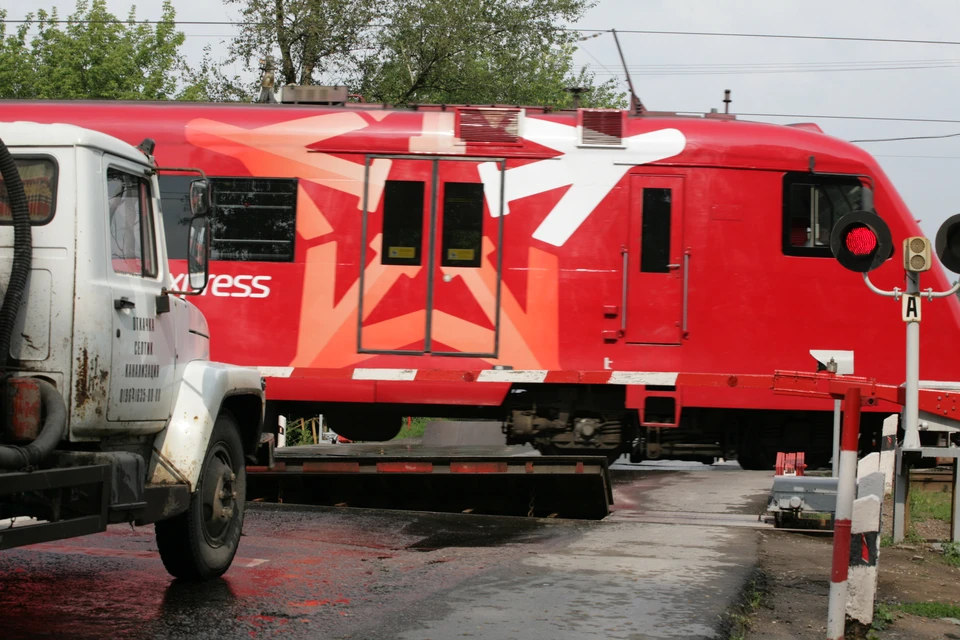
830;210;893;273
935;213;960;273
903;236;932;272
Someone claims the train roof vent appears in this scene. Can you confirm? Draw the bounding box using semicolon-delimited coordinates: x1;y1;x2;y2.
456;107;521;144
579;109;626;147
279;84;349;105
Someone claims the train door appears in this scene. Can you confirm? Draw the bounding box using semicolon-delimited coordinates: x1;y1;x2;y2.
625;175;685;345
358;157;504;357
429;160;502;356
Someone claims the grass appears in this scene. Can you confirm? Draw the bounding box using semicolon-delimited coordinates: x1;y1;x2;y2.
394;417;437;440
943;541;960;568
725;575;765;640
872;603;896;632
909;488;952;523
871;600;960;636
896;601;960;619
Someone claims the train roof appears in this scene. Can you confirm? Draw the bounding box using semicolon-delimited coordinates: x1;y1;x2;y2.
0;99;878;176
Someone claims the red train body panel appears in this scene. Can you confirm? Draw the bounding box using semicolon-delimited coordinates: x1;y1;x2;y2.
6;99;957;465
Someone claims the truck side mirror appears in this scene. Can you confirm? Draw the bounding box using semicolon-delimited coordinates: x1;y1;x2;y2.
188;216;211;293
190;179;211;216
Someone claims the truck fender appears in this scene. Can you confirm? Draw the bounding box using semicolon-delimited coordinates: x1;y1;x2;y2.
148;360;264;490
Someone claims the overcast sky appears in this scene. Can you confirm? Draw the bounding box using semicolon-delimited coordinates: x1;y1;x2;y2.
8;0;960;273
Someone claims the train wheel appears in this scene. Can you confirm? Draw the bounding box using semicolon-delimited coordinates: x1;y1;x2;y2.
155;411;246;581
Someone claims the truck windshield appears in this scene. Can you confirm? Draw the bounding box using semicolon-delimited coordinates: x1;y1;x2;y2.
0;157;57;224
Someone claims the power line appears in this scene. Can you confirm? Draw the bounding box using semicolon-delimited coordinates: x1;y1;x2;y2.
569;28;960;47
590;61;960;76
726;112;960;124
875;154;960;159
851;132;960;143
5;19;960;48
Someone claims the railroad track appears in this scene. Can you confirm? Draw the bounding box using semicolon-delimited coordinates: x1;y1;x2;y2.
909;468;955;491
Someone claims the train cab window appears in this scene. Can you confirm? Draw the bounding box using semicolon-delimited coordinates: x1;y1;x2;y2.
440;182;484;268
381;180;425;266
158;176;297;262
640;188;672;273
783;173;864;257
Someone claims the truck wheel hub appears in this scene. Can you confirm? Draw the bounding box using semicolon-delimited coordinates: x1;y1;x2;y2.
201;445;236;544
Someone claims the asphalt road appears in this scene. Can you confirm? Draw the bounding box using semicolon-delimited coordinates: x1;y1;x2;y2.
0;463;772;640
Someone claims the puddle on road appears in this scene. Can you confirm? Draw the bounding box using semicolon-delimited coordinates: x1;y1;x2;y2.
401;515;568;552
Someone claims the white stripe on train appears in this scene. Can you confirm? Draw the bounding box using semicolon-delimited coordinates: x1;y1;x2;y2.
256;367;680;384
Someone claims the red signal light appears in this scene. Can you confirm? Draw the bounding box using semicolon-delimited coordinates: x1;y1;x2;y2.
844;226;878;256
830;210;892;273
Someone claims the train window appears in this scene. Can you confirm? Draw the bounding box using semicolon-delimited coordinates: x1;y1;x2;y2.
381;180;425;266
158;175;192;260
640;188;672;273
107;168;158;278
159;176;297;262
210;178;297;262
0;156;57;225
783;173;863;257
441;182;484;268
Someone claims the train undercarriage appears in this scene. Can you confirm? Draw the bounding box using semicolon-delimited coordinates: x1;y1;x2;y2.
265;383;893;471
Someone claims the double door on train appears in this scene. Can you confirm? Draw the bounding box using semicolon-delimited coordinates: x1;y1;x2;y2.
358;157;505;357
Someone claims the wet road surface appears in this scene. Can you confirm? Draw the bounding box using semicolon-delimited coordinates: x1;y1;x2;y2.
0;463;771;639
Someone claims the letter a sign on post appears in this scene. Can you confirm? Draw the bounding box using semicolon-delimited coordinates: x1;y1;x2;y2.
902;294;921;323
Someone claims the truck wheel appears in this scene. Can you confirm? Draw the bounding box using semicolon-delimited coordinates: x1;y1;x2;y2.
155;412;246;581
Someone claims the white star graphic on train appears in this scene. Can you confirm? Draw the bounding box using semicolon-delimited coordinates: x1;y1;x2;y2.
477;118;686;247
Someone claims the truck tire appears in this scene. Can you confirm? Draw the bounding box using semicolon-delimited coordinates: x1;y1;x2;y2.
155;412;246;581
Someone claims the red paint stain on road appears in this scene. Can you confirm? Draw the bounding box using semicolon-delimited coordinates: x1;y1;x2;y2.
288;599;330;607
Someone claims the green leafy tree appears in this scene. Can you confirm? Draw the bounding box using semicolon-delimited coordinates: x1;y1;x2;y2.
225;0;624;109
0;0;186;100
353;0;623;108
224;0;378;87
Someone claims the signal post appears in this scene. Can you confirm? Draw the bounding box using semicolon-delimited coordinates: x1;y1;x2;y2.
824;207;960;638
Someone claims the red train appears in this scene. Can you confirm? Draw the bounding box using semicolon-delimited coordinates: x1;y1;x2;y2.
5;96;958;468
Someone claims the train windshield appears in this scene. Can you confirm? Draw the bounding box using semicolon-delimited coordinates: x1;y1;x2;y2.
783;173;866;256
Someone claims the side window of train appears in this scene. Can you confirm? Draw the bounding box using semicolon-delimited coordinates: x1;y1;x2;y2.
158;176;297;262
782;173;864;257
381;180;425;266
640;187;672;273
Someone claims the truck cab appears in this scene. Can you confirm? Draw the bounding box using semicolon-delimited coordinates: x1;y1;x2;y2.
0;122;266;581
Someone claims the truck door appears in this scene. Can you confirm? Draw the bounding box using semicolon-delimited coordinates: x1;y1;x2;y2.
104;162;176;423
359;157;503;357
625;175;685;345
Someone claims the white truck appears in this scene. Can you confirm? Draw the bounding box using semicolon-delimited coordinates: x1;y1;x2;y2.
0;121;266;581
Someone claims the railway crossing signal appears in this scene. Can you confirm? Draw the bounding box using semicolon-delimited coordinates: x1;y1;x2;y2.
935;213;960;273
829;210;892;273
903;236;932;272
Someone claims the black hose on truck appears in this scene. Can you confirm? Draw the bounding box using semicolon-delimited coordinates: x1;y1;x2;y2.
0;135;66;469
0;136;32;364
